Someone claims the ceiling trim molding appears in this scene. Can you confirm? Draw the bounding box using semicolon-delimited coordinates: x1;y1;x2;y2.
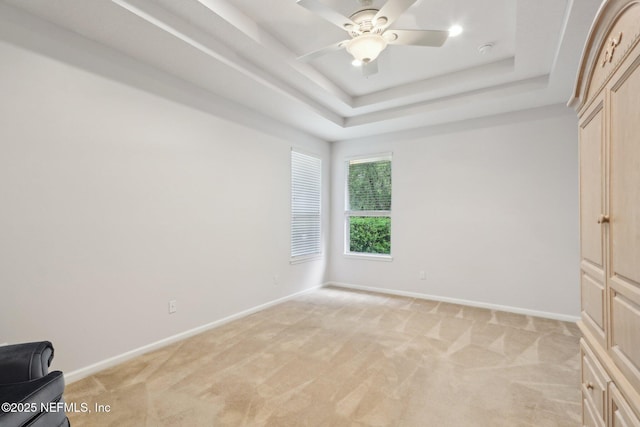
550;0;575;74
112;0;345;126
345;75;550;128
194;0;353;108
352;58;516;110
0;1;330;144
336;103;575;145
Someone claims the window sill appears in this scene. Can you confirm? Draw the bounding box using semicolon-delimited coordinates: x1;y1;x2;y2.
290;254;323;265
343;253;393;262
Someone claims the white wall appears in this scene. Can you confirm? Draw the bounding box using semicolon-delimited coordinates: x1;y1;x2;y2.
0;33;329;375
0;3;581;380
329;106;580;318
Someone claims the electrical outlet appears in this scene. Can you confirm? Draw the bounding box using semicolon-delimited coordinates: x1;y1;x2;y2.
419;271;426;280
273;275;280;286
168;300;177;314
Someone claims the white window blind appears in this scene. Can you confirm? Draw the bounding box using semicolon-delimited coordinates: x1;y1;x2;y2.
291;150;321;259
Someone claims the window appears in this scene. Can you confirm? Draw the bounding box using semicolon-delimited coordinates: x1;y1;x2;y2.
345;154;392;257
291;150;321;261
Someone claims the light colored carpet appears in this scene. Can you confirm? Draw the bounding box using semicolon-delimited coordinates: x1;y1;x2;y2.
64;287;582;426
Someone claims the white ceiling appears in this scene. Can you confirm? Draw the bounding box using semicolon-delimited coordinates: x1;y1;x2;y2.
2;0;602;141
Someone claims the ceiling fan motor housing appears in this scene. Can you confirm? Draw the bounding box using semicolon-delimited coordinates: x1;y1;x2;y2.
346;9;385;36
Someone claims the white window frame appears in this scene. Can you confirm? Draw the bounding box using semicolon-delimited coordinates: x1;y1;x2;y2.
290;148;322;264
344;153;393;261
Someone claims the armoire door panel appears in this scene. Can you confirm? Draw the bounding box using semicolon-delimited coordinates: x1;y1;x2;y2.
609;57;640;289
610;285;640;394
583;339;609;419
583;272;606;332
609;383;640;427
582;259;606;283
584;397;605;427
580;102;605;269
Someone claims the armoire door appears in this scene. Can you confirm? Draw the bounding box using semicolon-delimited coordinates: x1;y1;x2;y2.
608;46;640;394
579;94;607;346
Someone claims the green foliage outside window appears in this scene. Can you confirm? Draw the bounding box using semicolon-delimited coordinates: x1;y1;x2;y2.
348;161;392;211
349;216;391;254
347;159;391;255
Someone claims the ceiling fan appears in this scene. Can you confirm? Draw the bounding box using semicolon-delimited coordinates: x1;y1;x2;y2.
296;0;450;76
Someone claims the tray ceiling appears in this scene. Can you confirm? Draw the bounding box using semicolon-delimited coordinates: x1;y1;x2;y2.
1;0;602;141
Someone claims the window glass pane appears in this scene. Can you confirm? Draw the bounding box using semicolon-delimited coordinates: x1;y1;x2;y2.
348;160;391;211
349;216;391;255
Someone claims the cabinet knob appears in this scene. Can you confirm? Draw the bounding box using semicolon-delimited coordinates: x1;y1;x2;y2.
586;382;594;390
597;214;610;224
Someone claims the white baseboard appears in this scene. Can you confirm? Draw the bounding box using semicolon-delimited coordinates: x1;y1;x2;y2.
64;286;321;384
325;282;580;323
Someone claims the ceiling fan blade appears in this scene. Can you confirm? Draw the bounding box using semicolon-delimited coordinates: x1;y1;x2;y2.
296;0;356;31
385;29;448;47
297;40;348;62
362;60;378;77
373;0;418;31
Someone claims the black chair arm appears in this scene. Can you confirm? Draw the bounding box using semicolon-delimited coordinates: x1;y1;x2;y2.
0;342;53;384
0;371;66;427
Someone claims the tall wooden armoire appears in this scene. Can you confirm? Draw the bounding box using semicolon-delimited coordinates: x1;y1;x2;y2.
569;0;640;425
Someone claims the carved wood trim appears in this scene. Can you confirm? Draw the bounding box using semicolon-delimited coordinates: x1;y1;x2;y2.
568;0;640;112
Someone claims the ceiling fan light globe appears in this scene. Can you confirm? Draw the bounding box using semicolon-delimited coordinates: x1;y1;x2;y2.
346;34;387;64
